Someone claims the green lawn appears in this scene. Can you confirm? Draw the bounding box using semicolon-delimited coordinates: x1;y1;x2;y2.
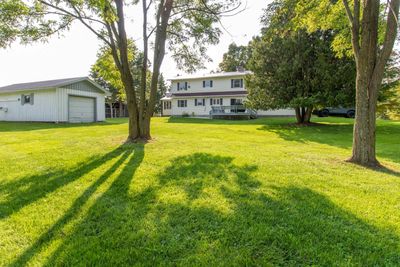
0;117;399;266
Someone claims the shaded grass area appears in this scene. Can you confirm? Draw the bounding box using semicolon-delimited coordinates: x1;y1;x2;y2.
0;117;399;265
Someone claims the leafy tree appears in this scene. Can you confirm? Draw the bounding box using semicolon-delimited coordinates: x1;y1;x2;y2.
378;84;400;120
247;30;355;124
246;1;356;124
4;0;242;142
295;0;400;166
219;43;251;71
155;74;168;114
89;43;136;118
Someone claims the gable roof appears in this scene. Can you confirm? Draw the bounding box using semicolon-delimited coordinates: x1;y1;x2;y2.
0;77;108;94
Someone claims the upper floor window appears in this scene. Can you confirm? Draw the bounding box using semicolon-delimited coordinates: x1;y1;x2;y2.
202;80;213;88
21;93;34;105
177;100;187;107
177;82;188;91
231;79;243;88
195;98;205;106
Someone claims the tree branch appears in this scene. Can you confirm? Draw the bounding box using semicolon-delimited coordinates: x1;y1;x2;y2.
375;0;400;78
38;0;111;46
342;0;360;61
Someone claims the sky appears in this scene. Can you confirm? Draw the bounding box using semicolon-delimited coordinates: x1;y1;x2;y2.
0;1;269;87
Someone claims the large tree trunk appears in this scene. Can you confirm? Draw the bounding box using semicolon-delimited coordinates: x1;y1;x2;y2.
350;67;380;166
343;0;399;166
139;0;173;140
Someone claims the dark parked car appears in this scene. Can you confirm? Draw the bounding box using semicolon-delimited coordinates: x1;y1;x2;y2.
313;107;355;118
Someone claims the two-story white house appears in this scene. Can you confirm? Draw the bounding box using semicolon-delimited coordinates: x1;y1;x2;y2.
161;71;294;118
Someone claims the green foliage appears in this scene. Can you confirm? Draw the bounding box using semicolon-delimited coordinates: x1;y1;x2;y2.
378;83;400;120
168;0;242;72
294;0;389;57
246;28;355;113
218;43;251;72
294;0;352;57
90;41;168;113
90;41;138;103
155;74;168;113
0;0;66;48
0;117;399;265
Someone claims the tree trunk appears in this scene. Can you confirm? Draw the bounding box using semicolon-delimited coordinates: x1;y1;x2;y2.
303;107;313;123
295;107;302;123
343;0;399;167
350;74;379;166
295;106;313;124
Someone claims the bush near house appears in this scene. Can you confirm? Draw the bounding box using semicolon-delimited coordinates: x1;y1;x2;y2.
0;117;399;266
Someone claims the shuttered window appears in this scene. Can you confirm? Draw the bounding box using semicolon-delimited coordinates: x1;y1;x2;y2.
195;98;205;106
21;93;34;105
177;82;188;91
231;79;243;88
203;80;213;88
178;100;187;107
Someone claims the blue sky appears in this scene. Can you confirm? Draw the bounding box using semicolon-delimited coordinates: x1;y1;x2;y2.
0;1;268;87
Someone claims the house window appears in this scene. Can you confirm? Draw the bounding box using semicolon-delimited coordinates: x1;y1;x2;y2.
210;98;223;106
177;82;188;91
195;98;205;106
202;80;213;88
177;100;187;107
163;101;171;110
21;93;34;105
231;79;243;88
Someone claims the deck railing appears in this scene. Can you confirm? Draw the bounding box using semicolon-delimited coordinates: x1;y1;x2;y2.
209;105;257;119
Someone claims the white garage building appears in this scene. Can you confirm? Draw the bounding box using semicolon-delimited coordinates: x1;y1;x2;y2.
0;77;107;123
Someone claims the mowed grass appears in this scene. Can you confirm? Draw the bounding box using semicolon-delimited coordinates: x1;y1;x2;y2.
0;117;399;266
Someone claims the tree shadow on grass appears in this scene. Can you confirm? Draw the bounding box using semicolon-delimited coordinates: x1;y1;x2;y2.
24;153;400;266
259;122;400;165
0;146;134;220
10;144;144;266
167;116;273;125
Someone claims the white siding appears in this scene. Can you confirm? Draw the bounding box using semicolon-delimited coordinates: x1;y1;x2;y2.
257;109;296;116
0;80;106;122
161;100;172;116
0;89;58;122
171;97;246;116
171;76;246;94
170;96;295;117
57;85;105;122
168;74;295;117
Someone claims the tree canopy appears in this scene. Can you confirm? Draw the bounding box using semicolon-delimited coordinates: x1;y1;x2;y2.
2;0;243;141
246;0;356;124
218;43;251;72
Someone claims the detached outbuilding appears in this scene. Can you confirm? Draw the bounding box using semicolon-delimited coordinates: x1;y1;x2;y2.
0;77;107;123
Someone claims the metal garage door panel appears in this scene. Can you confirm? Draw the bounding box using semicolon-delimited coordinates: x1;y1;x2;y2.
68;96;95;123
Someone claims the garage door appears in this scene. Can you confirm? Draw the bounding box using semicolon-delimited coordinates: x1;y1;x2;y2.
68;96;95;123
